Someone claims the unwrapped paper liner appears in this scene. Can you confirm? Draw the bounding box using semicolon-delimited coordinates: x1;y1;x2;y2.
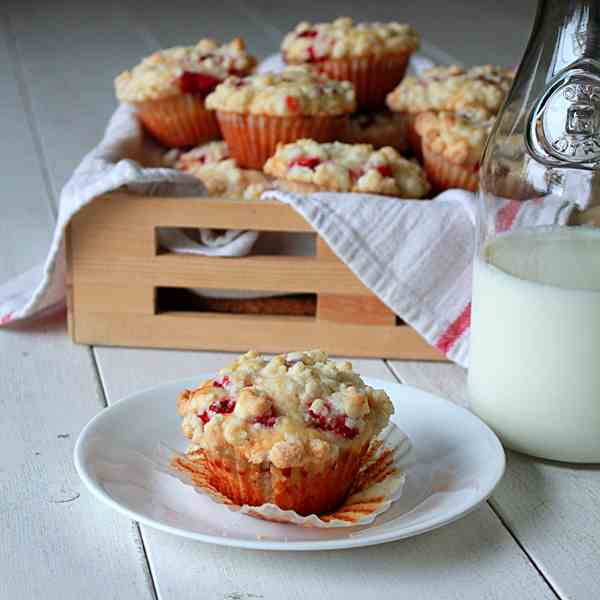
156;424;410;528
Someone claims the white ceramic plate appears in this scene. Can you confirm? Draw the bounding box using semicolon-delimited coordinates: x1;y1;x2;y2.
74;376;505;551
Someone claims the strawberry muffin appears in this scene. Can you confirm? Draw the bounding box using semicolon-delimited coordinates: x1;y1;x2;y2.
115;38;256;147
415;110;495;193
176;350;394;515
282;17;419;110
172;141;271;200
264;139;429;198
340;111;410;153
386;65;512;157
205;68;355;169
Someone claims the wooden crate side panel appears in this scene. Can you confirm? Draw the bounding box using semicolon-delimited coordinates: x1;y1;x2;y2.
72;253;373;295
71;310;445;360
317;294;397;326
316;236;397;326
78;193;313;232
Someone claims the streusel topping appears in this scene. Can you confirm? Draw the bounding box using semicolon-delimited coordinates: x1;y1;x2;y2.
386;64;513;119
204;68;355;116
415;111;495;167
264;139;429;197
282;17;419;62
115;38;256;103
176;350;394;468
172;141;271;201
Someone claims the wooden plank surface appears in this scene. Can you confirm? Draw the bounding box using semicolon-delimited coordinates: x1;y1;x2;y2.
0;11;155;600
388;360;600;600
70;311;444;359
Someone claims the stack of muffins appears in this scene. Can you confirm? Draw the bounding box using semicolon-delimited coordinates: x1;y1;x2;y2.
115;18;514;198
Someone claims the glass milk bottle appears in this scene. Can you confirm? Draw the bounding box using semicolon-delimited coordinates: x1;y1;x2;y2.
468;0;600;462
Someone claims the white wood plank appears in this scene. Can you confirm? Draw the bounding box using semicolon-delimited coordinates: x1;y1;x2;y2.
0;13;155;600
95;348;555;600
389;359;600;599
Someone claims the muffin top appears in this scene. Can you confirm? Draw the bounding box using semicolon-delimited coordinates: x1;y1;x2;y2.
172;141;271;200
415;111;495;167
176;350;394;468
282;17;419;62
264;139;430;197
386;64;513;119
204;68;355;116
115;38;256;102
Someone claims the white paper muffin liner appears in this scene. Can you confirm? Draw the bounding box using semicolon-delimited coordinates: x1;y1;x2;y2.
156;423;410;528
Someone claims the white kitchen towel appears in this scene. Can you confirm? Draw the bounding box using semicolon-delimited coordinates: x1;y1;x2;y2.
0;53;575;366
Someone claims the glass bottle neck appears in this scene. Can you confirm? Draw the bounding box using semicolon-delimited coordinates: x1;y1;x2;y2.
532;0;600;74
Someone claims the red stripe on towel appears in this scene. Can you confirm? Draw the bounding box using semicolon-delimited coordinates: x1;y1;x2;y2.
436;303;471;354
496;199;521;233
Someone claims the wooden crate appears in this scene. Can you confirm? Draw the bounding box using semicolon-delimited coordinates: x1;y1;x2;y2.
66;192;444;360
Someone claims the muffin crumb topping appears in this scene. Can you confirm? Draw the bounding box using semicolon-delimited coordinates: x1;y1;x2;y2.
205;68;355;116
386;64;513;119
415;111;495;167
115;38;256;103
172;141;271;200
176;350;394;468
264;139;429;197
282;17;419;62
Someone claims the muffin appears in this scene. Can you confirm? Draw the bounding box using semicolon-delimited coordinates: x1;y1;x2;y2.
282;17;419;110
176;350;394;515
415;111;495;193
264;139;430;197
340;111;409;153
115;38;256;147
173;141;272;200
205;68;355;169
386;65;513;156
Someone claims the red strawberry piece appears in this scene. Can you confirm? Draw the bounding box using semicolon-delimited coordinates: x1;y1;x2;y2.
307;403;359;439
254;407;278;428
307;46;324;63
209;397;236;414
289;156;321;169
178;71;222;96
298;29;318;38
376;164;394;178
286;95;300;112
331;415;359;439
213;375;230;388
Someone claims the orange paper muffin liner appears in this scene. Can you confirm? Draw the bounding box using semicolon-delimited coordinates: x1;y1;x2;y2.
422;142;479;193
215;111;346;169
314;52;411;111
167;424;409;526
193;443;369;516
134;95;221;148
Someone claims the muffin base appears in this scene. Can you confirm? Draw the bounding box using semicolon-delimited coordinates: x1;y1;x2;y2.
340;111;409;152
134;95;221;148
314;52;412;111
201;443;369;516
216;112;346;169
404;112;422;159
422;143;479;193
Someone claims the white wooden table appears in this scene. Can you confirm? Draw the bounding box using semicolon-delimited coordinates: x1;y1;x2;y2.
3;1;599;598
